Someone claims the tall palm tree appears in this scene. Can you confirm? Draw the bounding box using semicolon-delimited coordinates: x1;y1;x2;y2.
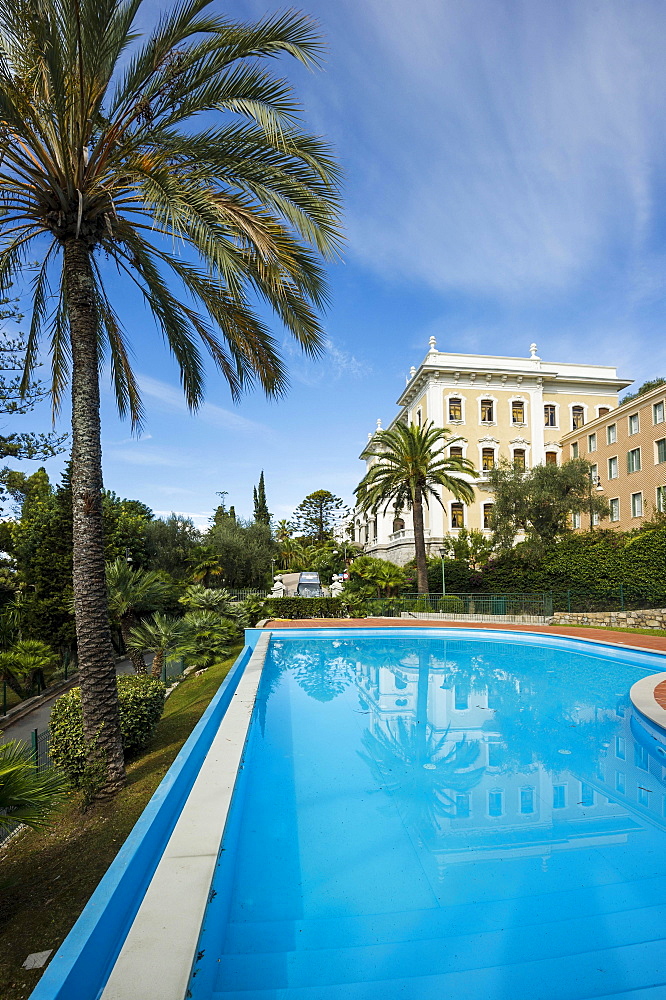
355;422;477;594
106;558;171;674
0;0;341;793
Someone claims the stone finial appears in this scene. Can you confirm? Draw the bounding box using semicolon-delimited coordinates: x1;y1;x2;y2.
368;432;372;440
428;336;437;352
376;418;383;431
529;342;540;358
409;365;416;379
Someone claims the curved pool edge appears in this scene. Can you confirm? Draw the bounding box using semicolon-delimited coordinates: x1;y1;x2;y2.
28;643;253;1000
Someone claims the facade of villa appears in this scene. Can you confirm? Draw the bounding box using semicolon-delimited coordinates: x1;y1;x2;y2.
561;381;666;532
354;339;632;564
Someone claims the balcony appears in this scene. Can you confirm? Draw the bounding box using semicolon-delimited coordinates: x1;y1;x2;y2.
388;528;431;542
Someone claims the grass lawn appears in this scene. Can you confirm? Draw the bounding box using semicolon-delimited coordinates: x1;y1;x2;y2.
551;624;666;638
0;647;241;1000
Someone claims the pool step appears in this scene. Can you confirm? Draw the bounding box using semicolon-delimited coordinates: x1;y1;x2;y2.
212;938;666;999
223;873;666;955
213;901;666;995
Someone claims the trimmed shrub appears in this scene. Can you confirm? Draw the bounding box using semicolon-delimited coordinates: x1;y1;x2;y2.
438;596;466;614
49;675;166;783
263;597;347;619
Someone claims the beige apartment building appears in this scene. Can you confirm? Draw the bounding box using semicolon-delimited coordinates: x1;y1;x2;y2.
562;382;666;532
355;339;631;564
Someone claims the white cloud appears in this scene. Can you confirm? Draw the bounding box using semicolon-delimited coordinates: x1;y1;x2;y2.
284;337;372;387
137;374;273;436
335;0;666;299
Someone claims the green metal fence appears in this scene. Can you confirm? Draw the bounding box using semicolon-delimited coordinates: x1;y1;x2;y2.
30;726;52;773
551;586;666;613
361;593;554;619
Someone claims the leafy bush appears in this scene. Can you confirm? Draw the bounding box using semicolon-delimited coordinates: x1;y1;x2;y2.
438;596;466;613
49;675;166;783
263;597;347;619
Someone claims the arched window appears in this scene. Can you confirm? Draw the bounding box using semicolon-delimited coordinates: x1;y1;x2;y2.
392;517;405;532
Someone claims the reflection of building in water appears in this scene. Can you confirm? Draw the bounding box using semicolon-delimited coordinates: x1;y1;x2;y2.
354;641;643;867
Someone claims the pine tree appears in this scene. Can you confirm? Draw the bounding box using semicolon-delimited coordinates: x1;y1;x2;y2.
254;472;271;525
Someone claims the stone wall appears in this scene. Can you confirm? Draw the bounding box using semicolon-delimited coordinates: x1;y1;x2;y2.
550;609;666;629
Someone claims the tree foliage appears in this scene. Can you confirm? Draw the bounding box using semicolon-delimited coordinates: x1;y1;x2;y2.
355;421;477;594
486;458;609;550
253;471;271;525
620;378;666;406
208;516;277;588
143;514;201;580
292;490;349;543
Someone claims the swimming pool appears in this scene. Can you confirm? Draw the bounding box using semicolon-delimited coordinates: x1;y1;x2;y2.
187;630;666;1000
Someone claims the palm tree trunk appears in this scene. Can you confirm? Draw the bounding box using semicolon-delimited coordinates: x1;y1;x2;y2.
412;491;429;595
65;239;125;796
120;616;147;674
151;648;164;680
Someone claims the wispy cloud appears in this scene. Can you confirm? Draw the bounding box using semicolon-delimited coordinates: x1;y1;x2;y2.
334;0;666;300
106;448;185;468
284;337;373;387
137;374;273;436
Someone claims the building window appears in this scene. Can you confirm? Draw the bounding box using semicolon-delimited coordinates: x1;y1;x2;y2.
487;741;503;767
628;413;639;435
608;456;618;479
572;406;584;429
590;463;598;481
481;399;494;422
482;448;495;471
513;449;526;470
553;784;566;809
607;423;617;444
544;404;556;427
638;787;650;808
483;503;493;529
454;688;468;710
392;517;405;532
609;498;620;522
451;503;464;528
545;451;557;465
449;398;462;421
598;407;610;417
455;793;470;818
449;446;463;460
512;401;525;424
615;771;626;794
615;736;626;759
654;401;665;425
415;407;422;427
588;433;597;453
580;782;595;807
572;511;581;529
631;492;643;518
520;786;535;814
571;442;579;458
657;486;666;513
657;438;666;464
488;790;503;817
635;743;649;770
627;448;641;473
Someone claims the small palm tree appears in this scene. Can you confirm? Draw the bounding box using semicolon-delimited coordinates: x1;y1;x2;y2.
0;640;58;699
179;584;238;616
355;422;478;594
106;559;172;674
0;0;341;795
0;736;69;832
126;613;191;681
180;610;237;668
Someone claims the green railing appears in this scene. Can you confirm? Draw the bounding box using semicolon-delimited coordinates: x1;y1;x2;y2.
362;593;554;618
551;587;666;614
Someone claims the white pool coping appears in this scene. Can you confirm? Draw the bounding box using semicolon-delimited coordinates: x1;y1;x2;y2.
630;671;666;731
100;632;270;1000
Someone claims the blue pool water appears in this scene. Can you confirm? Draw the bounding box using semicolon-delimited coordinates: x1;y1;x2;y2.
188;630;666;1000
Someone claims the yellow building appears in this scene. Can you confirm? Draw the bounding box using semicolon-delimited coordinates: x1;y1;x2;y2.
562;381;666;532
355;339;631;564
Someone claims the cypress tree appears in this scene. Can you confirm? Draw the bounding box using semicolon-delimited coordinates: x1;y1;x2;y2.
254;472;271;525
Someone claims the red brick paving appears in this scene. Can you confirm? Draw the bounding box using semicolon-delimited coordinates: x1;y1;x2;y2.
265;617;666;655
654;679;666;708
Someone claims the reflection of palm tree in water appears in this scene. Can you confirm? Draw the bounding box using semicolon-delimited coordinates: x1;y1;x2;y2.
359;644;485;837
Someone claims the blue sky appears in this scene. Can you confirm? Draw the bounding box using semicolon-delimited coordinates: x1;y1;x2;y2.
6;0;666;528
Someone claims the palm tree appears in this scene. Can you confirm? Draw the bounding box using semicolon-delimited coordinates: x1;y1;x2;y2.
106;558;171;674
0;0;341;794
0;736;70;832
126;613;190;680
179;583;238;616
0;639;58;699
355;422;477;594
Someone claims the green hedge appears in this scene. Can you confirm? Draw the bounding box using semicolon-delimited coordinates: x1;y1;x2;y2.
49;675;166;783
263;597;347;619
